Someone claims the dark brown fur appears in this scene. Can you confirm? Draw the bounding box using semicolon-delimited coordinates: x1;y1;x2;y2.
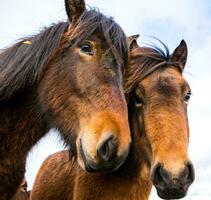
0;1;131;199
30;39;194;200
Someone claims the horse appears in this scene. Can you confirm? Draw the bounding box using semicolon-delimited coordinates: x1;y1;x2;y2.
30;37;195;200
11;180;30;200
0;0;131;198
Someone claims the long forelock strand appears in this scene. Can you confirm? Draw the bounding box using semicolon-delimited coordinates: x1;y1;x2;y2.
67;9;128;68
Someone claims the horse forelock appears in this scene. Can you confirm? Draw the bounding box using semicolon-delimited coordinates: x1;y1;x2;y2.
0;22;69;101
65;8;128;67
124;42;183;94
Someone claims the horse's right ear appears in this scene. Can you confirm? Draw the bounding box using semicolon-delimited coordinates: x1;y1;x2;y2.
128;35;139;50
65;0;86;24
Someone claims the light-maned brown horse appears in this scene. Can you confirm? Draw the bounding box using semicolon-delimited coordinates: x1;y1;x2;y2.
0;0;131;199
30;38;195;200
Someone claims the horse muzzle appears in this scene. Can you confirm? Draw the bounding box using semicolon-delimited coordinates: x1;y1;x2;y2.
79;135;130;172
151;162;195;199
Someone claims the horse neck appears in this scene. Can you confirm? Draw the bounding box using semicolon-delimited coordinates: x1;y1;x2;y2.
72;147;151;200
113;103;153;199
0;88;48;159
122;126;152;199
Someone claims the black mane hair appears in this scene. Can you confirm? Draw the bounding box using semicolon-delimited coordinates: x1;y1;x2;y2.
0;22;68;101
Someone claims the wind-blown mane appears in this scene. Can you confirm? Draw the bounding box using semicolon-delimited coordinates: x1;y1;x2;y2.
0;8;128;101
124;41;171;94
0;22;68;101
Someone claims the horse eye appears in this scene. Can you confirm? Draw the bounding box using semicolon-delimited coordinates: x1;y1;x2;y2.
134;94;143;108
80;43;93;56
184;91;191;104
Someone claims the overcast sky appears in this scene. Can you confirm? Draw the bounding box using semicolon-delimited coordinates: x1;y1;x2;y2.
1;0;211;199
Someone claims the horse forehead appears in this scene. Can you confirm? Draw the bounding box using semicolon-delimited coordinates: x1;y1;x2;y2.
141;68;184;95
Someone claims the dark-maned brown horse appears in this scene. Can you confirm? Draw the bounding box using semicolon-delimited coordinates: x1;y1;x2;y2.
30;38;195;200
11;180;30;200
0;0;131;199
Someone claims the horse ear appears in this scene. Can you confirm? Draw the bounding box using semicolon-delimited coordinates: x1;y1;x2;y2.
170;40;188;70
65;0;86;24
128;35;139;50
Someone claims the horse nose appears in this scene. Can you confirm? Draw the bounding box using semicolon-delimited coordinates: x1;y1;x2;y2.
151;162;195;199
97;135;117;162
79;132;130;172
151;163;170;188
183;162;195;186
152;162;195;187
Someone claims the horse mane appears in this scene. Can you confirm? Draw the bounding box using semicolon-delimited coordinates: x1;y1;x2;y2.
124;41;171;94
0;22;69;101
0;8;128;101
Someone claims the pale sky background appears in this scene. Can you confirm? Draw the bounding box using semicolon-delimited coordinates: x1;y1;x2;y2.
0;0;211;199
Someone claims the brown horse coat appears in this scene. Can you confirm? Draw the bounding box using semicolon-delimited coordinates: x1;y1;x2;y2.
0;0;130;198
30;39;194;200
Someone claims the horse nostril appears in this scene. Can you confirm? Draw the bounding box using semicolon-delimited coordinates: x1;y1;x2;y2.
151;163;170;189
186;162;195;185
97;135;117;162
151;163;163;186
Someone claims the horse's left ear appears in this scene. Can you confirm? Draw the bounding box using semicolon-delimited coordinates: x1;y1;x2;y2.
65;0;86;24
170;40;188;70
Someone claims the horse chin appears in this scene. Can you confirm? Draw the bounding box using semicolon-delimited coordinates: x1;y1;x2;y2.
156;187;187;199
